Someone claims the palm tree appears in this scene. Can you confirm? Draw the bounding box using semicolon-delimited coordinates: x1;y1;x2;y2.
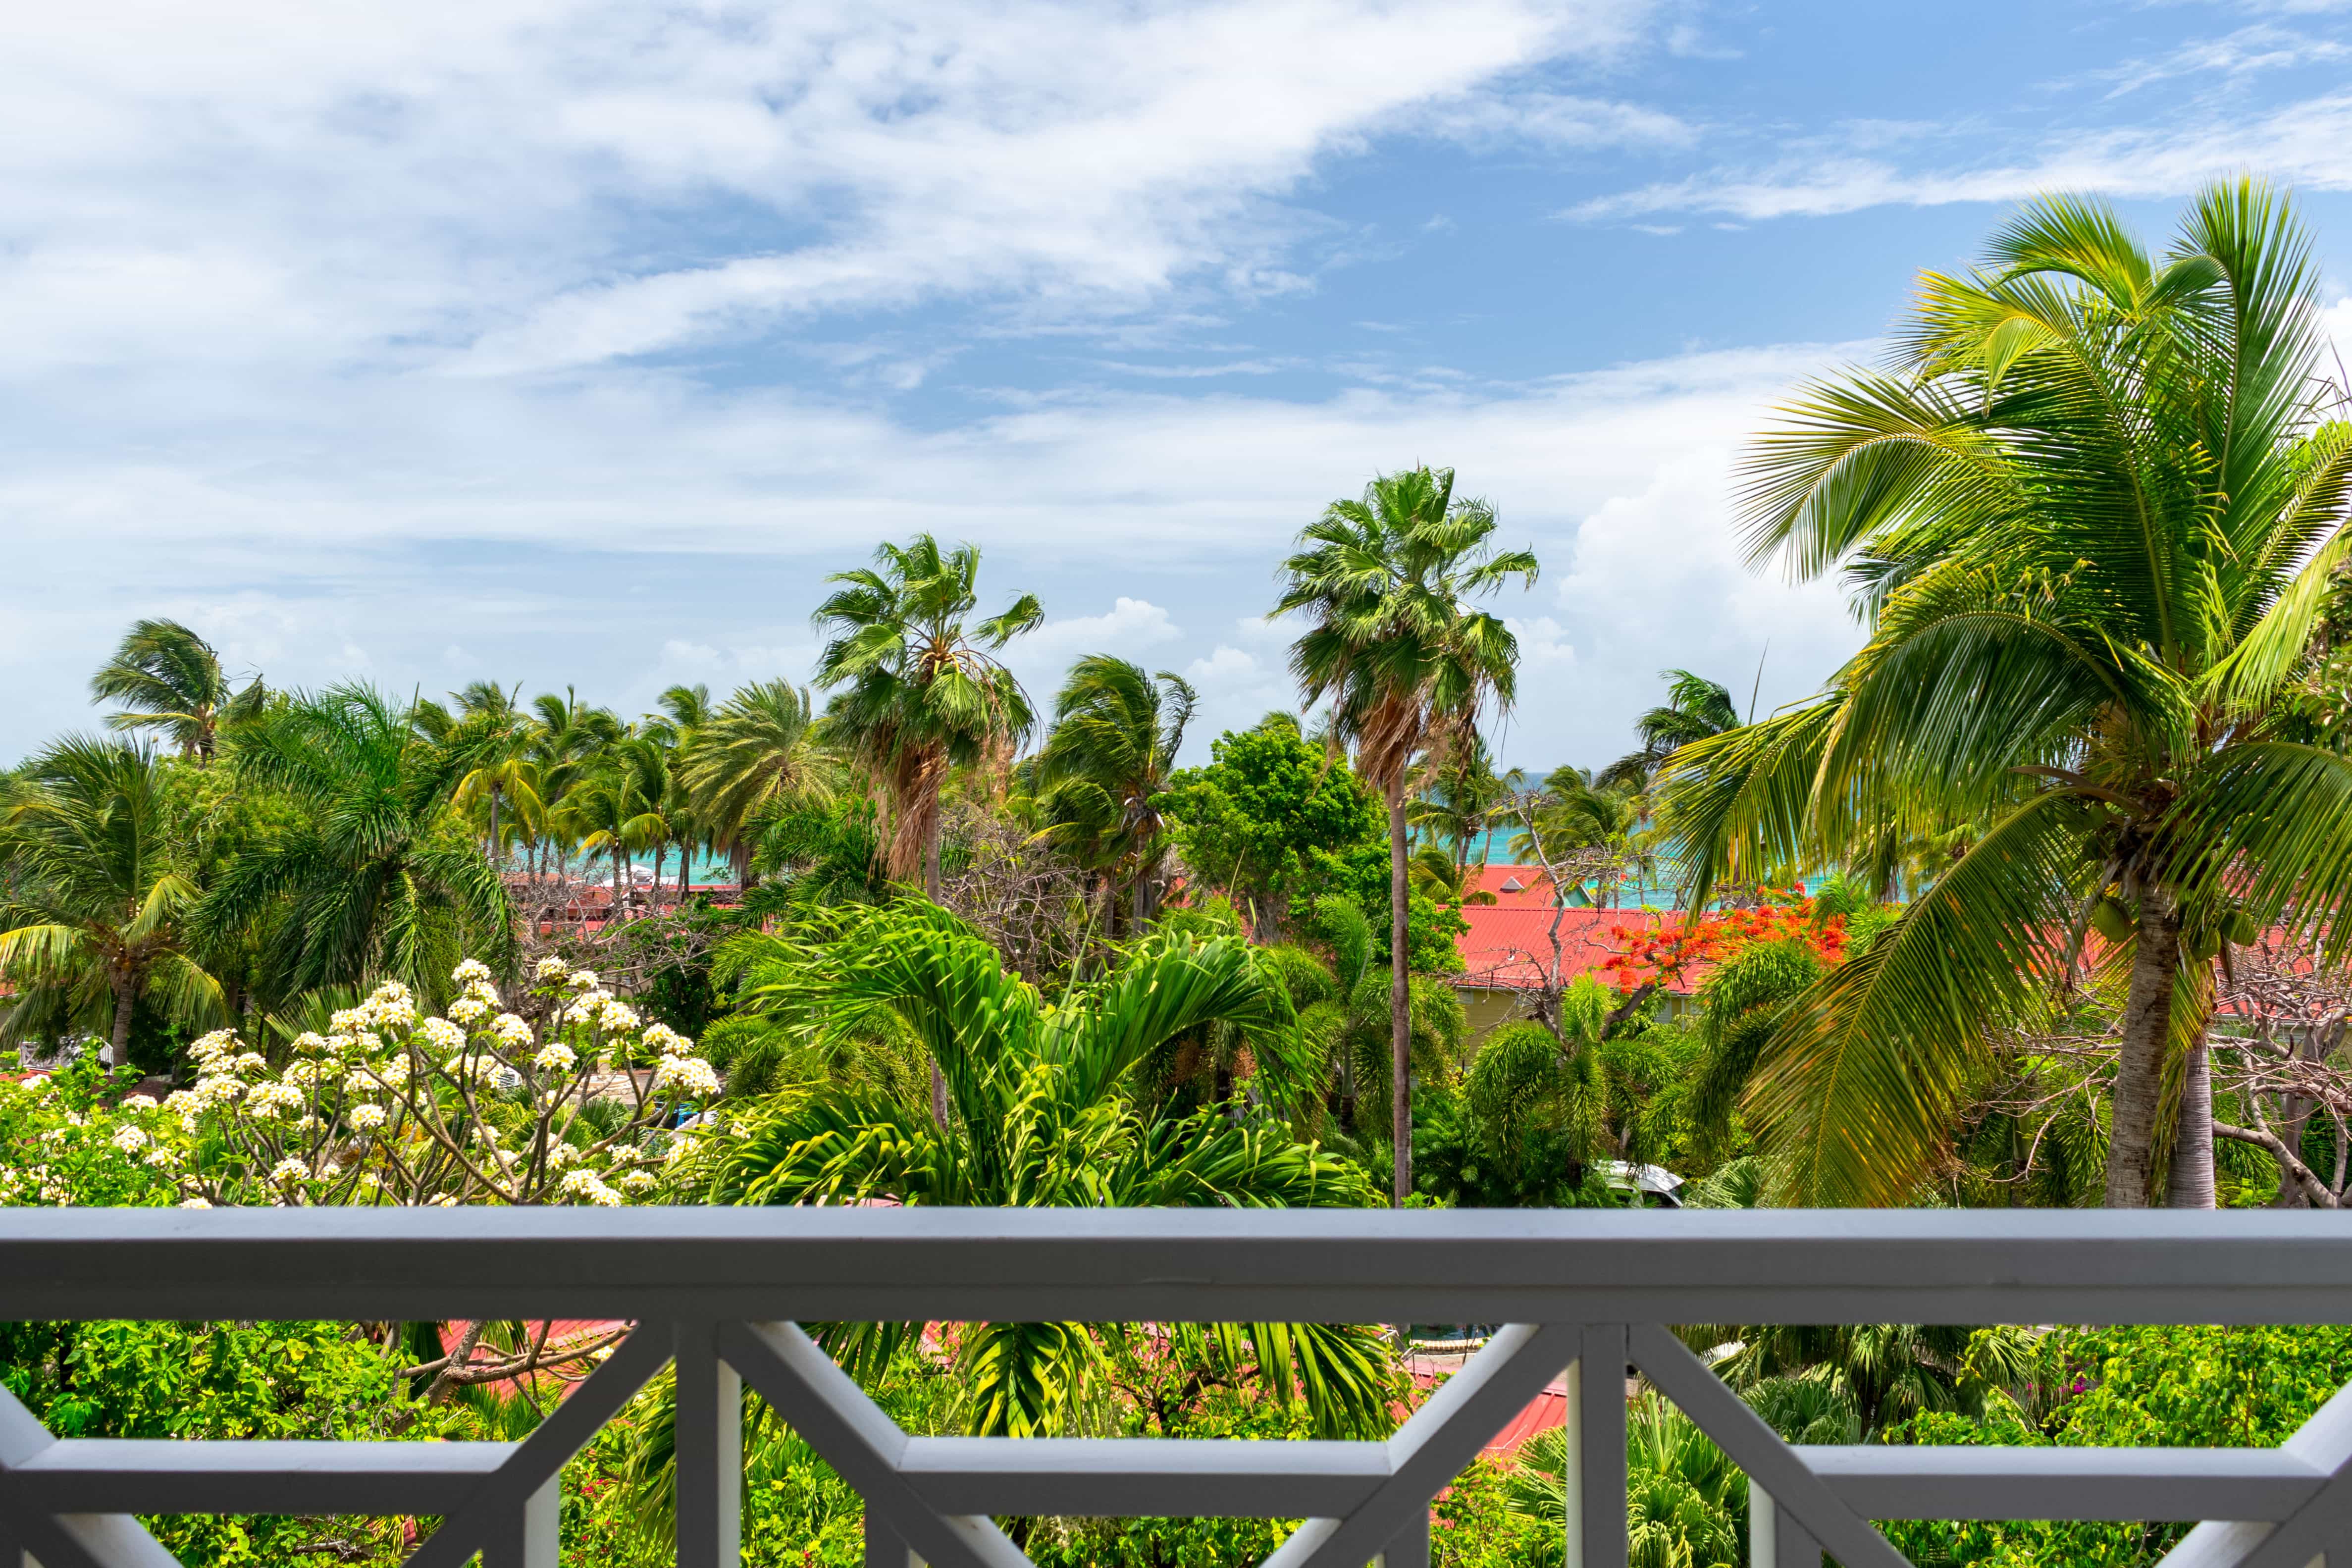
424;683;541;863
812;535;1043;898
1601;670;1742;790
1035;655;1197;929
1408;734;1506;880
699;900;1391;1440
522;688;623;880
200;685;513;1000
1660;181;2352;1206
1509;766;1652;905
0;737;224;1061
570;737;672;921
678;680;831;885
1276;466;1537;1205
88;619;263;765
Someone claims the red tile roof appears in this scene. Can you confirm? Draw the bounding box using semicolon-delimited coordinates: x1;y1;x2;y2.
1454;903;1702;994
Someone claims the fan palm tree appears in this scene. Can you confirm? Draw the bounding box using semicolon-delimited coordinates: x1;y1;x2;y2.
812;535;1043;899
1036;655;1197;929
0;737;224;1060
699;900;1391;1440
87;619;263;765
678;680;831;885
1275;465;1538;1205
1659;181;2352;1206
1601;670;1742;790
200;685;512;1000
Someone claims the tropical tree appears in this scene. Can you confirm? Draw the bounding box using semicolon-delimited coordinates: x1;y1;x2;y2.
0;738;223;1061
1601;670;1742;790
1276;465;1537;1204
87;619;263;765
1508;765;1652;903
678;680;831;884
697;900;1391;1440
1409;733;1507;881
419;682;541;862
812;535;1043;898
1036;655;1197;928
1660;181;2352;1206
200;685;513;1001
569;736;672;921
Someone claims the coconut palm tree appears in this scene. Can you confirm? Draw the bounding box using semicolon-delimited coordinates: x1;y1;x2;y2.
1276;466;1537;1205
1035;655;1197;928
1408;734;1506;881
200;684;512;1000
570;737;673;921
1659;180;2352;1206
812;535;1043;898
421;683;541;863
1601;670;1742;790
0;737;224;1061
87;618;263;765
678;680;831;885
699;900;1391;1440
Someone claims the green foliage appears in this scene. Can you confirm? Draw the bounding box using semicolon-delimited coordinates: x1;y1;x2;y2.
1160;719;1389;935
1886;1325;2352;1568
0;1317;411;1566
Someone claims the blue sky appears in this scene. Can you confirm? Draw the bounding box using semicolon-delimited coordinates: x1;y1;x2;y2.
6;0;2352;769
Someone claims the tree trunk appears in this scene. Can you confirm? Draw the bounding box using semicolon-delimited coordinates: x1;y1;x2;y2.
2107;888;2183;1207
928;777;949;1129
1387;787;1412;1209
486;787;501;864
924;807;943;903
651;843;667;911
2166;1036;2216;1208
107;974;136;1068
1132;868;1150;932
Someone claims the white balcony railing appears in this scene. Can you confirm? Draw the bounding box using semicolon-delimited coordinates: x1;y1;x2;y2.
4;1208;2352;1568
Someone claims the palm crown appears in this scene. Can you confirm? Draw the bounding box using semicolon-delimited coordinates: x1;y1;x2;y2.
813;534;1043;892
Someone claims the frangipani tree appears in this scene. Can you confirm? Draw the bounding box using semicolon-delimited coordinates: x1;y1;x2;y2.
1661;181;2352;1206
156;959;720;1208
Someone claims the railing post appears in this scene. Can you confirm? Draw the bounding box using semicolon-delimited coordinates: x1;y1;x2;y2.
1749;1489;1821;1568
481;1477;560;1568
674;1323;742;1568
0;1516;21;1568
1565;1325;1628;1568
1376;1508;1431;1568
863;1514;916;1568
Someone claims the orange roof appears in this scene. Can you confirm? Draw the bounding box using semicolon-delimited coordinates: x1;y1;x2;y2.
1464;863;1564;908
1454;905;1702;994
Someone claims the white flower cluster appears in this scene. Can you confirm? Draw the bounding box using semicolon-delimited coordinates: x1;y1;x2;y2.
533;1042;577;1073
642;1023;693;1058
652;1055;721;1098
535;955;572;980
347;1102;387;1131
559;1168;623;1206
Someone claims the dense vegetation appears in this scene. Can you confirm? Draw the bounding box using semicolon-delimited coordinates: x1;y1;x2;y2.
6;178;2352;1567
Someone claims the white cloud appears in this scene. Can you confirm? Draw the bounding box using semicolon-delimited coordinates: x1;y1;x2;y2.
1571;89;2352;222
1018;598;1183;663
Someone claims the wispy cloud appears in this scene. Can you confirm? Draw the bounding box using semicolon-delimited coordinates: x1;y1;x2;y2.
1568;90;2352;222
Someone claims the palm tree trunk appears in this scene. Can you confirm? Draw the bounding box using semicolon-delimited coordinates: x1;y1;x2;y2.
108;975;136;1068
1387;786;1412;1209
487;787;500;864
2166;1036;2216;1209
651;843;667;910
2107;888;2183;1207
